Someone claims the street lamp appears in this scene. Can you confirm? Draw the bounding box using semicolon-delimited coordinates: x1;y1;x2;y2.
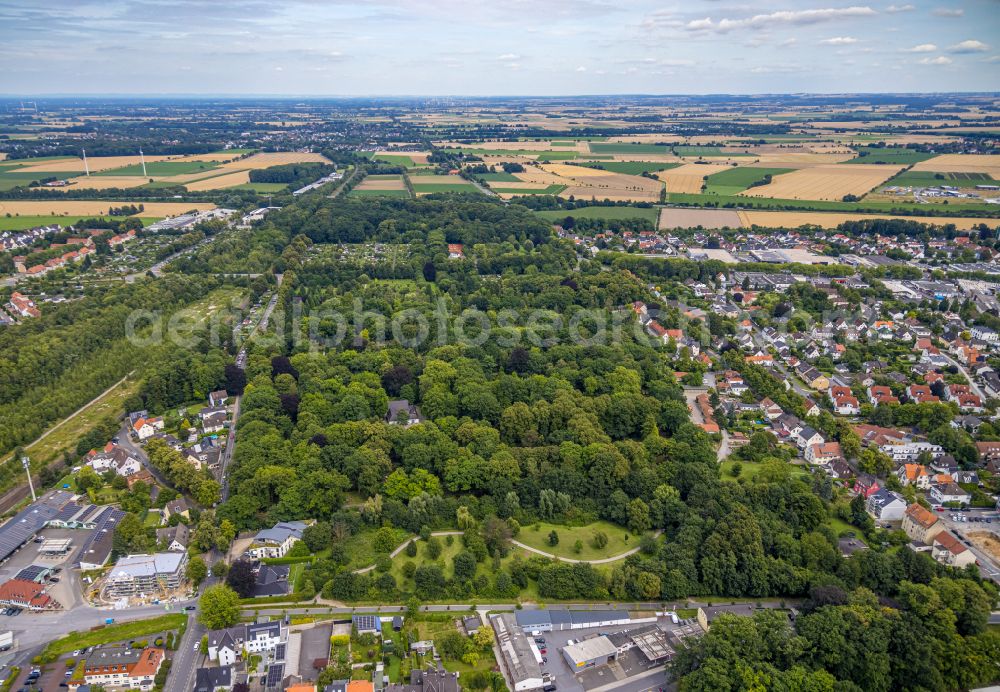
21;455;36;502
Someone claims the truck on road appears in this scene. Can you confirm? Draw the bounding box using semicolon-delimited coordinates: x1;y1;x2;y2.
0;630;13;650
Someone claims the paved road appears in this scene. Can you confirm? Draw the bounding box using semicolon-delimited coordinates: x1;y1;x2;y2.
164;613;204;692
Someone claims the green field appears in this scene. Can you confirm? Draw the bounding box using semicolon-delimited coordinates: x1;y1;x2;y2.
665;191;1000;214
0;170;83;190
232;182;289;192
673;145;753;158
516;520;651;561
885;170;995;187
535;206;658;223
846;147;936;165
349;188;412;198
588;143;674;155
491;184;567;195
372;153;420;167
0;215;162;231
536;151;579;161
703;167;794;195
411;182;480;194
95;161;221;177
477;172;521;182
578;161;681;175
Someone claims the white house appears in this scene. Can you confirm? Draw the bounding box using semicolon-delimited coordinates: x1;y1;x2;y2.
880;442;944;463
132;416;164;441
87;445;141;477
971;326;999;343
866;489;907;522
929;482;971;506
207;621;285;667
245;521;307;560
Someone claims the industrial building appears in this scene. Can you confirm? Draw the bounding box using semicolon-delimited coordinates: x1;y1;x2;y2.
561;636;618;670
514;608;648;632
490;612;547;692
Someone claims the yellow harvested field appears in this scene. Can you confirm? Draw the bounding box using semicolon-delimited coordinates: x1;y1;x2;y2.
911;154;1000;177
540;163;610;178
14;155;172;173
355;177;406;190
492;181;553;190
177;151;245;162
216;152;331;170
514;168;571;186
410;175;469;185
609;154;683;164
660;163;731;194
0;153;6;161
751;152;855;166
0;201;214;217
740;210;992;231
50;176;149;191
741;164;903;201
185;171;250;191
538;163;662;201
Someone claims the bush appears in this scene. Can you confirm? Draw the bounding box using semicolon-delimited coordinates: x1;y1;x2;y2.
402;561;417;579
375;555;392;573
405;540;417;557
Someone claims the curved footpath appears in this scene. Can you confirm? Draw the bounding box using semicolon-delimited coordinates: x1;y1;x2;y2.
352;529;663;573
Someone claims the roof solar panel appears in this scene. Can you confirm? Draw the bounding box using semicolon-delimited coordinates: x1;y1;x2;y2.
274;643;286;661
265;663;284;688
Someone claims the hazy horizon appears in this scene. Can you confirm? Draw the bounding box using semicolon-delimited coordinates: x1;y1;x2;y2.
2;0;998;95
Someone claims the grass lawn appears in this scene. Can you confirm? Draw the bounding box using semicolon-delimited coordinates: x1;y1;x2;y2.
95;161;221;177
846;148;936;165
517;520;647;561
720;460;810;483
824;516;859;538
535;206;658;224
41;614;186;659
143;511;163;528
332;527;411;571
703;167;794;195
372;154;417;167
491;184;566;195
578;161;681;176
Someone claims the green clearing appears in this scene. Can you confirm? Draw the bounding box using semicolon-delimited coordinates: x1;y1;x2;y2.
491;184;567;195
515;520;648;561
143;511;163;528
41;614;186;660
720;460;810;483
95;161;221;177
349;189;412;198
232;182;289;193
846;148;936;165
703;167;794;196
477;172;521;182
673;145;753;158
588;143;673;155
336;527;411;571
578;161;681;176
535;206;658;224
0;215;162;231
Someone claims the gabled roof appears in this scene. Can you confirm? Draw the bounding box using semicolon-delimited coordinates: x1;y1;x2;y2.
904;503;939;530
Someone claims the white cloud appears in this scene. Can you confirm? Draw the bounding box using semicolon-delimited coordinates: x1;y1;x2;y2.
497;53;519;60
685;6;877;33
778;38;798;47
919;56;953;65
949;39;989;53
904;43;937;52
886;4;915;12
820;36;858;45
575;65;586;72
932;7;964;17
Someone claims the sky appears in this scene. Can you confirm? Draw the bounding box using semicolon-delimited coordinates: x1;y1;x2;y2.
1;0;998;95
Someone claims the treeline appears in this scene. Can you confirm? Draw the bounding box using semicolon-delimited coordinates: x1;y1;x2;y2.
249;163;335;184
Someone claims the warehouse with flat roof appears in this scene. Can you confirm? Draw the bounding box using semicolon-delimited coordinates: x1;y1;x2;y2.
514;608;638;632
562;636;618;670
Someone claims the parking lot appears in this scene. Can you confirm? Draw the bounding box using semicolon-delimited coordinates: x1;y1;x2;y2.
532;618;676;692
0;528;86;611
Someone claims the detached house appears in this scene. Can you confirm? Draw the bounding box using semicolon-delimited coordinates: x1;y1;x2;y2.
132;416;164;441
86;444;141;477
931;531;977;568
207;620;286;667
385;400;424;427
929;482;971;506
246;521;307;560
896;464;931;489
866;489;907;522
805;441;842;465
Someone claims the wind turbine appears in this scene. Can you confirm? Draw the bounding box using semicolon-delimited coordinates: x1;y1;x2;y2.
139;148;148;178
82;148;90;176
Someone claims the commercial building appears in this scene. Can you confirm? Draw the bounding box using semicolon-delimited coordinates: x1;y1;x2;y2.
561;636;618;670
78;647;164;691
0;578;59;610
514;608;644;633
490;612;546;692
107;552;187;597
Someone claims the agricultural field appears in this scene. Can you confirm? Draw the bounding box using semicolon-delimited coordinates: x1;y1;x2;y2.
350;175;411;198
882;170;996;188
739;210;996;231
659;163;731;194
368;152;431;167
702;167;793;195
94;160;220;177
0;200;215;217
911;154;1000;178
409;175;480;195
0;215;161;231
184;171;250;191
846;147;936;165
740;163;903;201
577;161;681;176
659;207;744;230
